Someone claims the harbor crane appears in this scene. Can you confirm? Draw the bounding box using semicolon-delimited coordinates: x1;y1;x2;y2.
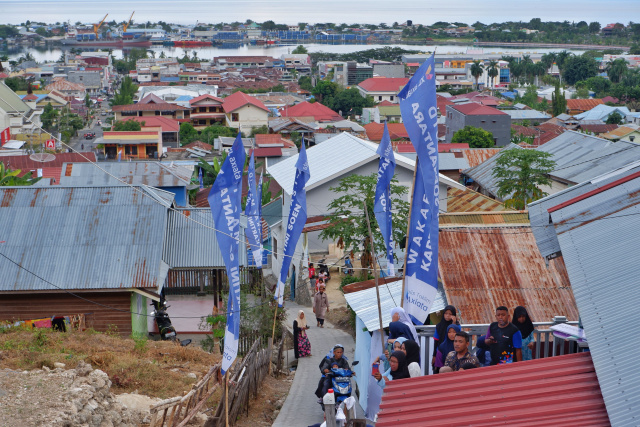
93;14;108;38
123;11;135;33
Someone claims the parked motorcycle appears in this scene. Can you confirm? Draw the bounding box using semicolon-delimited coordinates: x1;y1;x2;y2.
318;258;331;280
150;299;192;347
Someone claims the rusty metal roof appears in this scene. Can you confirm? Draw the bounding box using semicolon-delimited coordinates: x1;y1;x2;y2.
59;162;192;187
377;352;609;427
440;211;529;225
0;186;170;292
445;187;509;213
438;226;579;324
459;147;501;168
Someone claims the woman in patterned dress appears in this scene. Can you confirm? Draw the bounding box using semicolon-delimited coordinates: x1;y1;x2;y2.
293;310;311;358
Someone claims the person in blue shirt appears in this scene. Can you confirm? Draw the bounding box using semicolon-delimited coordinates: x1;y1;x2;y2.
484;306;522;365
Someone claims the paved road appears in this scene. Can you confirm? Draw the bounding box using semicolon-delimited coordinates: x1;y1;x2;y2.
67;102;110;155
272;301;361;427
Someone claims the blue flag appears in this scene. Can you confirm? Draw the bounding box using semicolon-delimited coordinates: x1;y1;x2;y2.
245;152;263;268
275;142;310;307
207;134;246;374
198;167;204;189
374;122;396;276
397;53;440;324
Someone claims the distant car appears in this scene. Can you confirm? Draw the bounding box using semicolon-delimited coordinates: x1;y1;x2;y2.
101;111;107;116
84;132;96;139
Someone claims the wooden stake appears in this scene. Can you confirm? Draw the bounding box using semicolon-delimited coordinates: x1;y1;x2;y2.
401;158;419;307
363;202;386;353
268;303;278;375
225;371;229;427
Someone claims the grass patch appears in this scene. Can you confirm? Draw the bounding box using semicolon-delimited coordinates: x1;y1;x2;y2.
0;327;220;398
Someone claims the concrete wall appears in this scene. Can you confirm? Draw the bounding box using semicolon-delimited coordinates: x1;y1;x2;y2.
373;64;405;78
226;105;269;134
445;106;511;147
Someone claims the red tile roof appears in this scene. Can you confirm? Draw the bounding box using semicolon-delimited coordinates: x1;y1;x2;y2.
364;122;409;141
112;102;188;112
436;95;454;115
280;101;342;122
378;352;609;427
254;134;295;148
127;116;180;132
189;94;224;105
601;96;620;104
450;102;507;116
438;143;469;152
511;124;538;137
358;77;409;93
222;91;269;113
566;98;604;112
249;147;282;157
578;124;618;134
182;140;213;151
377;100;396;106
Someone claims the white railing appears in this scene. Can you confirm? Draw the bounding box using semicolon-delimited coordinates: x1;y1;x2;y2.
415;316;582;375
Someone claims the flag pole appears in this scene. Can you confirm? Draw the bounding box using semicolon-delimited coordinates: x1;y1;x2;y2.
401;158;419;307
363;202;386;353
225;370;229;427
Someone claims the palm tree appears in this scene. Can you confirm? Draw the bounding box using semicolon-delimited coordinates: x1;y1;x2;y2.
533;62;548;86
487;60;499;89
555;50;572;84
470;60;485;89
540;52;556;73
521;55;534;83
606;58;628;83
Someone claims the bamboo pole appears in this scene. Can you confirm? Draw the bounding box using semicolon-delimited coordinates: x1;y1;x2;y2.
401;158;419;307
363;202;385;353
268;302;278;375
225;371;229;427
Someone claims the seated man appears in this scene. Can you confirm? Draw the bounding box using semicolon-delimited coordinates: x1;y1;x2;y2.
440;331;480;373
316;344;351;399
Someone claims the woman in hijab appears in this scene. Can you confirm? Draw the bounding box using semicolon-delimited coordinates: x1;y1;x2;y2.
402;340;421;378
434;324;461;373
513;306;535;361
373;337;406;373
432;305;458;366
373;350;410;389
388;307;418;342
293;310;311;359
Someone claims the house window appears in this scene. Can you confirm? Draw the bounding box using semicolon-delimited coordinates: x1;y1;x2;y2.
492;120;496;123
481;120;486;123
390;96;394;101
378;96;382;101
199;107;207;113
273;238;278;259
231;113;239;122
124;146;138;155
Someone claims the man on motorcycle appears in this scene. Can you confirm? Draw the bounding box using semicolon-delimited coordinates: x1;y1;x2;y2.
316;344;351;399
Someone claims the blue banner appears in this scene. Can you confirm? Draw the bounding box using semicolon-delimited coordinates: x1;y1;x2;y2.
207;134;246;374
398;53;440;324
198;167;204;189
275;142;310;307
374;122;396;276
245;153;263;268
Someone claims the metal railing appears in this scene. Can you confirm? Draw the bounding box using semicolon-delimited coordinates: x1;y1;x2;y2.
415;316;581;375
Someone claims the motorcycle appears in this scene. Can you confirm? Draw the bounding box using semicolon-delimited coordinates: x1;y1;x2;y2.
319;361;359;411
343;256;353;276
150;299;192;347
318;258;331;280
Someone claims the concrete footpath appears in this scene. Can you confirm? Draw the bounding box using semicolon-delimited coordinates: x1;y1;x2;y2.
272;301;362;427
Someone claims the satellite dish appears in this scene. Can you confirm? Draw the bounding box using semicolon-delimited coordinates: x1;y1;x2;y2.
29;153;56;163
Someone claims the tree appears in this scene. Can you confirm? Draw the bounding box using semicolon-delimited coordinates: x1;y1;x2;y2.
292;45;308;54
250;125;269;136
41;102;58;131
588;21;601;33
551;81;567;116
84;93;92;108
606;58;629;84
196;152;227;187
606;111;624;125
562;54;598;86
486;60;499;89
110;76;138;106
298;75;313;92
330;87;374;116
492;148;556;210
452;126;495;148
319;174;410;278
179;123;199;145
630;43;640;55
470;60;485;89
0;163;41;186
311;80;340;104
112;119;142;131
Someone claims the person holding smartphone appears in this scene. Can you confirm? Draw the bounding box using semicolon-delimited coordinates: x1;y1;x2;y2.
484;306;522;365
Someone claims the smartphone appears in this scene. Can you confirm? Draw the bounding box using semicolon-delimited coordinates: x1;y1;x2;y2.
372;363;379;375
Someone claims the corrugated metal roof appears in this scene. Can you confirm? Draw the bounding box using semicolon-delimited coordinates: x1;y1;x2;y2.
462;143;522;198
0;186;169;291
440;211;529;225
267;132;466;195
438;226;579;324
59;162;192;187
543;170;640;426
0;152;97;171
459;147;500;168
261;195;282;227
343;278;446;331
163;208;248;268
377;352;609;427
502;109;551;120
529;162;640;259
445;187;509;213
438;152;469;171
